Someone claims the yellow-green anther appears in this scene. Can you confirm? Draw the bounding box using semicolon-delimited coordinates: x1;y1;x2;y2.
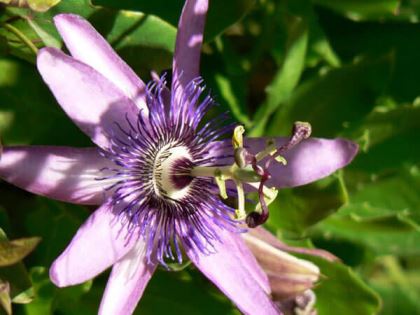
234;147;247;168
233;166;261;183
215;169;228;199
232;125;245;149
274;155;287;165
255;138;277;161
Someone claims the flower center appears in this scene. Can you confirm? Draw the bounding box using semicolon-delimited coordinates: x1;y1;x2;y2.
152;144;193;201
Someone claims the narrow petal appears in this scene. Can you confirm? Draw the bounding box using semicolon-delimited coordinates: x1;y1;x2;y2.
37;47;140;149
254;137;359;187
99;243;156;315
54;14;147;112
172;0;208;94
0;146;111;205
209;137;358;188
187;228;281;315
241;233;319;283
242;232;320;301
248;227;339;262
50;203;137;287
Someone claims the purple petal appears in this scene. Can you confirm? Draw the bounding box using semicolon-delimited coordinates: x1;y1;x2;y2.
187;228;281;315
99;243;156;315
172;0;208;94
50;203;137;287
54;14;147;112
0;146;111;205
254;137;358;187
242;233;319;282
209;137;358;188
37;47;140;150
248;227;339;262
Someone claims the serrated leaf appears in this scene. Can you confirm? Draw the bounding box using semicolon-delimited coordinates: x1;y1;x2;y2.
312;257;381;315
317;214;420;256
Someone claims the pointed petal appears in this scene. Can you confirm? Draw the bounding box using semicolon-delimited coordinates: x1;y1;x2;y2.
241;233;319;283
248;227;339;262
54;14;147;112
50;203;137;287
0;146;112;205
187;228;281;315
257;137;359;187
37;47;139;149
209;137;358;188
172;0;208;93
99;243;156;315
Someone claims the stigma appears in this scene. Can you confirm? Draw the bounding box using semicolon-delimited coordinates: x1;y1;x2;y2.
191;121;312;228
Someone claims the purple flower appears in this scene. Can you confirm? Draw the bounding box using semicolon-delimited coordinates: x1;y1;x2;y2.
0;0;358;314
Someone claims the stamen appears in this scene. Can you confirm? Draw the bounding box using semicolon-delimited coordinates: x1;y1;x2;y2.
189;122;312;228
98;75;238;267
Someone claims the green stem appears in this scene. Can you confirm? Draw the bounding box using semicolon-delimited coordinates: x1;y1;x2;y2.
3;23;38;55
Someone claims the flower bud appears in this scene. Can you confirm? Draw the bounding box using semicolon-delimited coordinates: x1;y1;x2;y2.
242;232;320;301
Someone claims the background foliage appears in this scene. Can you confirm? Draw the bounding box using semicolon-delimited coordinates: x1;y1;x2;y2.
0;0;419;314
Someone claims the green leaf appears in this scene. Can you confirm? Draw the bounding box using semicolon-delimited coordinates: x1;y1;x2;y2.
318;14;420;103
0;229;34;304
311;257;381;315
25;17;61;48
23;199;88;266
138;269;239;315
370;256;420;315
0;261;33;305
251;14;308;136
0;0;61;12
268;55;393;137
312;0;400;21
348;105;420;172
24;267;94;315
267;174;348;236
316;214;420;256
0;237;41;267
27;0;61;12
88;9;176;75
91;0;256;41
0;58;89;145
0;280;11;315
213;72;251;127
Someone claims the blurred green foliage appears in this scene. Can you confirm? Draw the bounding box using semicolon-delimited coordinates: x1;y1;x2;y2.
0;0;419;314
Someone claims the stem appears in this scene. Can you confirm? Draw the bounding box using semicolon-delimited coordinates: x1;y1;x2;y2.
3;23;38;55
234;181;246;220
